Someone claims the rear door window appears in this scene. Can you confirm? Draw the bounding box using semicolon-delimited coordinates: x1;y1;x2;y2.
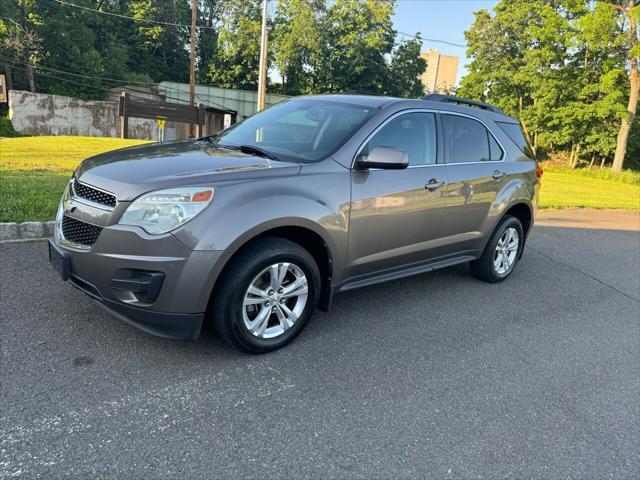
442;114;492;163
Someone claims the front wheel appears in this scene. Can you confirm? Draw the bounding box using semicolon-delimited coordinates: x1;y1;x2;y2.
211;237;321;353
470;215;524;283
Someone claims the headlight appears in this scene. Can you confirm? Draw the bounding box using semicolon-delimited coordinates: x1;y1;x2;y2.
118;187;214;234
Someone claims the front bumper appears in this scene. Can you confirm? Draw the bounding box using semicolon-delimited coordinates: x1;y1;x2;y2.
49;226;224;340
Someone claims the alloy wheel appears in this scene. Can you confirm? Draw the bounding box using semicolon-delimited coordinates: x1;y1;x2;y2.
242;262;309;339
493;227;519;275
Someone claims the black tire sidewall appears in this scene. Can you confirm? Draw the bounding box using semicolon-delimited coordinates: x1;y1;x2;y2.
226;248;320;353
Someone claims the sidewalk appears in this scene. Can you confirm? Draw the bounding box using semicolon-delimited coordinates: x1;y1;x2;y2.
537;209;640;231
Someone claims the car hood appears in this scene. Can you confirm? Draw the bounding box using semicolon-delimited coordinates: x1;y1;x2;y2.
75;140;302;201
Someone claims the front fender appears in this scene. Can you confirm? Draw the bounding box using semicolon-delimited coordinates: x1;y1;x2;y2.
173;167;351;311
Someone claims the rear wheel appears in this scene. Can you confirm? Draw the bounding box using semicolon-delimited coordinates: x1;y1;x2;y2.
211;237;321;353
470;215;524;283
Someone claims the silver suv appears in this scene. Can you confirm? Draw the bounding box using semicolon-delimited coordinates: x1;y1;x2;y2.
49;94;540;353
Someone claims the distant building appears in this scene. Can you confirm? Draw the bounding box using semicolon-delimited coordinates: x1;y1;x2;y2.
420;49;459;94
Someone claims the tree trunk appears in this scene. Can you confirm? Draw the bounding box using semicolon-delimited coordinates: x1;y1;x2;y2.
24;61;35;92
612;1;639;172
18;0;35;92
569;144;575;168
571;145;581;169
520;116;536;158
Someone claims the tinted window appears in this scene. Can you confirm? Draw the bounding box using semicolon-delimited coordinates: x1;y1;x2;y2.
442;114;491;163
488;132;503;161
213;100;374;163
364;112;437;166
496;121;534;158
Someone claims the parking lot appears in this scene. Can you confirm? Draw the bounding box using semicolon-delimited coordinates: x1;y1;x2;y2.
1;210;639;478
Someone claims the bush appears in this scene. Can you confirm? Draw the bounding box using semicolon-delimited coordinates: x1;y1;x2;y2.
0;114;24;137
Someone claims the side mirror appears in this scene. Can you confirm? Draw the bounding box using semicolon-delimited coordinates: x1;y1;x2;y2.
356;146;409;170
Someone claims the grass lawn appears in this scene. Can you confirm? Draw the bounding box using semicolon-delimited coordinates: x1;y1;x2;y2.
540;169;640;210
1;136;149;223
1;136;639;222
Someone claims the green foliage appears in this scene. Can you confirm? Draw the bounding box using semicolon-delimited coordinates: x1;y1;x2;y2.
387;37;426;98
0;0;195;99
320;0;395;94
0;0;428;100
0;113;23;136
273;0;425;97
207;1;263;90
459;0;637;167
272;0;324;95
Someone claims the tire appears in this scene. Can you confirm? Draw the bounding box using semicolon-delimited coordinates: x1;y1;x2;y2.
470;215;524;283
211;236;321;353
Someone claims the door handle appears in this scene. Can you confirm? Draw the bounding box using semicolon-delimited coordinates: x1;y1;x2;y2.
492;170;506;180
425;178;445;191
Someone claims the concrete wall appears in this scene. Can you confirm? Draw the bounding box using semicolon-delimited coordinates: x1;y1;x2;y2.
7;90;180;140
158;82;290;120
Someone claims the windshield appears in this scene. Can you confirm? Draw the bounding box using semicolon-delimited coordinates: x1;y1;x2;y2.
211;99;375;163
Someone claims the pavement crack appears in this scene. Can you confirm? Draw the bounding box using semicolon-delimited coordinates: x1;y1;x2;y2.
526;245;640;303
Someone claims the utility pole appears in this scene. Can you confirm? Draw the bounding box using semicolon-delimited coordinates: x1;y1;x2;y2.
189;0;198;136
257;0;269;112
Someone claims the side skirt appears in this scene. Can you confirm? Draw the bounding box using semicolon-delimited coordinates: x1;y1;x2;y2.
337;254;477;293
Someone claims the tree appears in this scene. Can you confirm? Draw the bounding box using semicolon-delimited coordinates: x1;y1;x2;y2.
128;0;191;82
321;0;396;94
207;1;263;90
459;0;636;167
196;0;232;82
604;0;639;171
272;0;324;95
0;0;42;92
387;36;426;98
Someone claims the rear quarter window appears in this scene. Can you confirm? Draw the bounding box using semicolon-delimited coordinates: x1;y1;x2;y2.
496;122;534;158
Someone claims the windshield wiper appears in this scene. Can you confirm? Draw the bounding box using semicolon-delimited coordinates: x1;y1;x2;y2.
237;144;278;160
209;140;279;161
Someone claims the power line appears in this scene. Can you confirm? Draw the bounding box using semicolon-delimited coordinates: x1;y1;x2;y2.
54;0;215;29
397;31;466;48
4;56;233;111
53;0;469;47
0;52;191;99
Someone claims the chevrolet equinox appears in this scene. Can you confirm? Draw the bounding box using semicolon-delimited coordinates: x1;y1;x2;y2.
49;94;540;353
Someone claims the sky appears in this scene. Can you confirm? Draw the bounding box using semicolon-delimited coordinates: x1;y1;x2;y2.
391;0;499;85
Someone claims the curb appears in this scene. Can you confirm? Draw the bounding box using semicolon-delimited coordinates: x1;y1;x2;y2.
0;221;55;242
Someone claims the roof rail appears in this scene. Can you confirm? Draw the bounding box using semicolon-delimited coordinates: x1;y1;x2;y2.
342;89;381;96
422;94;505;114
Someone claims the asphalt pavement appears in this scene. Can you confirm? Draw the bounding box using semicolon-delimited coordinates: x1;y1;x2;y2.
1;210;639;479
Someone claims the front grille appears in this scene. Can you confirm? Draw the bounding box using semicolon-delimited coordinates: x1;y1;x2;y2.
73;179;116;208
61;215;103;246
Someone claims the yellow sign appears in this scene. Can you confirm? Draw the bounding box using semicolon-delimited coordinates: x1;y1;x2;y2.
156;117;166;129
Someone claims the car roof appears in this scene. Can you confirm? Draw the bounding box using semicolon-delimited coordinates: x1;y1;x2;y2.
296;94;398;108
293;94;518;123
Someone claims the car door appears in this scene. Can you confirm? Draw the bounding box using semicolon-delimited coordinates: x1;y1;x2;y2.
345;111;448;282
440;112;507;253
